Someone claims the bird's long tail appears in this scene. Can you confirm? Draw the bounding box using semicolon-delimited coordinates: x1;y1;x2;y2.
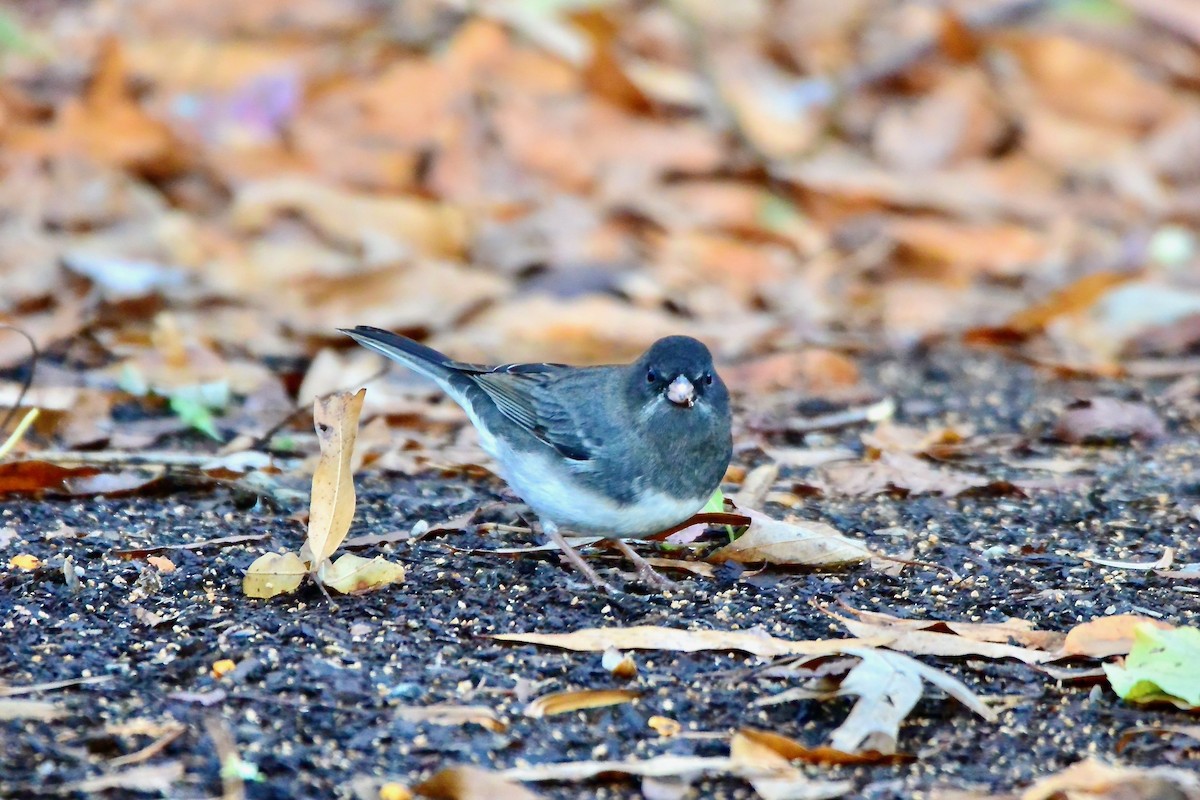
338;326;457;384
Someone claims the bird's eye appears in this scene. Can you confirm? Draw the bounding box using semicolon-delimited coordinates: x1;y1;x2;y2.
646;369;657;383
704;372;714;386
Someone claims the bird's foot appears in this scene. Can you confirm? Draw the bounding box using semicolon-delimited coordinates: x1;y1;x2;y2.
610;538;677;591
543;523;618;594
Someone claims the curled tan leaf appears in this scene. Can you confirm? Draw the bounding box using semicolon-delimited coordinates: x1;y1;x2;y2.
308;388;366;564
242;551;307;598
708;507;871;567
321;553;406;595
524;688;640;718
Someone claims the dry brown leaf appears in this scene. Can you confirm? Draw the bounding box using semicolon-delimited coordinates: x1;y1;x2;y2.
826;648;996;755
321;553;406;595
1019;758;1200;800
433;295;684;365
999;33;1175;130
814;453;1000;497
708;507;871;568
729;730;853;800
1052;398;1165;445
735;728;909;766
1061;615;1174;659
0;699;64;721
722;350;860;397
834;615;1053;665
242;551;307;599
15;39;187;176
494;626;889;659
524;688;639;718
838;605;1065;651
601;647;638;679
503;756;734;784
232;177;470;260
0;462;100;496
308;389;366;564
395;704;505;733
860;422;970;457
731;464;779;511
1006;272;1135;336
73;762;185;794
415;766;543;800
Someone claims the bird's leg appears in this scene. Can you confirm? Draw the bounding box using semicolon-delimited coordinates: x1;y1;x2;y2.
543;520;617;594
610;538;677;590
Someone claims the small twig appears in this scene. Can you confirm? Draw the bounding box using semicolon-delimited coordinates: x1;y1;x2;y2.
756;397;896;435
0;675;113;697
204;716;245;800
0;324;37;435
108;724;187;768
113;533;269;560
18;450;235;468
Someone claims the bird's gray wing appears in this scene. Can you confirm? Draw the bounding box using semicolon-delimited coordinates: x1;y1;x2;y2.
463;363;602;462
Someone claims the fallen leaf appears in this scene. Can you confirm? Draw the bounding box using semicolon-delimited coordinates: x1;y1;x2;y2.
0;461;99;495
830;648;996;755
232;176;470;260
395;704;505;733
647;716;681;737
494;626;889;659
1052;398;1165;444
1062;615;1174;658
308;389;366;565
861;422;970;457
814;452;1004;497
242;551;307;599
524;688;640;718
732;464;780;510
722;350;860;397
729;729;854;800
837;605;1065;652
0;699;64;720
601;647;638;679
73;762;184;794
1019;757;1200;800
145;556;175;573
708;507;871;568
502;756;735;784
416;765;543;800
321;553;406;595
1104;624;1200;709
833;614;1053;665
8;553;40;570
735;728;910;766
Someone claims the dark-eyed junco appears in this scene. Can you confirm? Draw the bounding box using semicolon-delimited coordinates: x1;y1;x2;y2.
339;326;733;591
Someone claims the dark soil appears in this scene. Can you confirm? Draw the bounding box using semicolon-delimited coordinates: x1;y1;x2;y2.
3;346;1199;799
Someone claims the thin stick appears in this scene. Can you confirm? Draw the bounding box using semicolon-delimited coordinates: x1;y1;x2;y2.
0;324;37;434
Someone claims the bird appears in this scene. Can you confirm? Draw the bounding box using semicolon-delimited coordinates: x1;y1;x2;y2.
339;326;733;592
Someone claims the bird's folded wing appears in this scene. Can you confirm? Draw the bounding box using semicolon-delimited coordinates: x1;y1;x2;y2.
466;365;597;462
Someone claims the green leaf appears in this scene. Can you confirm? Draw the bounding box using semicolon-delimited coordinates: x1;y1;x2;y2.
702;489;738;542
1051;0;1133;25
0;10;38;55
1103;624;1200;708
169;393;223;441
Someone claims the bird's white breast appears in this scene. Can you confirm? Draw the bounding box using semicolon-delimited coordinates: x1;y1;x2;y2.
495;447;707;538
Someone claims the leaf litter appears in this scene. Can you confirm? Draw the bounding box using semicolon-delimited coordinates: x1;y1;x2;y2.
3;0;1200;797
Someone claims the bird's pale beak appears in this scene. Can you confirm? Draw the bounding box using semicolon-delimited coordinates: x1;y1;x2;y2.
666;375;695;407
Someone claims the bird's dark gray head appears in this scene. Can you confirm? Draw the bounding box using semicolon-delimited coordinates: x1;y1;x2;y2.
627;335;728;413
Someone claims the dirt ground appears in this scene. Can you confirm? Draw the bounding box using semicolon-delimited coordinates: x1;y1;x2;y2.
3;345;1198;799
